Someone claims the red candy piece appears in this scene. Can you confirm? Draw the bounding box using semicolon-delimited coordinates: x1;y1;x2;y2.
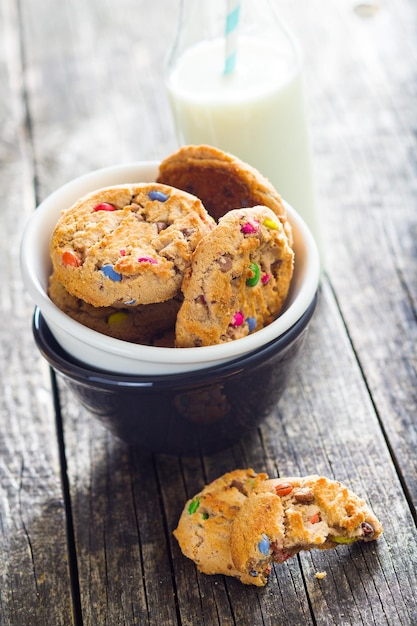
61;250;81;267
138;256;158;264
261;273;270;285
93;202;116;212
240;220;260;235
232;311;244;327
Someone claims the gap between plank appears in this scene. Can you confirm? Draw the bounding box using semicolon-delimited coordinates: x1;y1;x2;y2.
49;367;84;626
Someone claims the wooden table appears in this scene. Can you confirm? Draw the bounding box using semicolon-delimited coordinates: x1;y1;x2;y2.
1;0;417;623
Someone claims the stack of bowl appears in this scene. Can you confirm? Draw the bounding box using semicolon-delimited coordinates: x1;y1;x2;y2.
20;162;320;455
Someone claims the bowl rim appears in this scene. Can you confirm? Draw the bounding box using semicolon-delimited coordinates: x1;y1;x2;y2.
20;160;320;368
33;293;318;387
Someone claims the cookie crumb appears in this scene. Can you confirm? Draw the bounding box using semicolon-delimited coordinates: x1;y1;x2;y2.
315;571;327;580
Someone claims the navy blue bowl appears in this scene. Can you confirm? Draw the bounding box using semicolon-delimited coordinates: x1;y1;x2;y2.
33;293;317;456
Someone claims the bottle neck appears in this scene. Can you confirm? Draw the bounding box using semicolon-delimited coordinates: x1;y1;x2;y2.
168;0;300;70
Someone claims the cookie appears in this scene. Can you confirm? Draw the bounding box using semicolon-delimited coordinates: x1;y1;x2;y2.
173;469;268;585
175;206;294;347
50;183;214;307
48;273;180;345
156;144;292;244
173;470;383;587
230;475;383;586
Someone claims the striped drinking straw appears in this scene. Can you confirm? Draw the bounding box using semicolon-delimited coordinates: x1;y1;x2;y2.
224;0;241;75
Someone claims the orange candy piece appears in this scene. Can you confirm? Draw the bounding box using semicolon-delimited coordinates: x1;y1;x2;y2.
275;483;293;497
61;250;81;267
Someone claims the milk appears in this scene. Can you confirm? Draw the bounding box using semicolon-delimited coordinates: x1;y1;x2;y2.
167;36;321;251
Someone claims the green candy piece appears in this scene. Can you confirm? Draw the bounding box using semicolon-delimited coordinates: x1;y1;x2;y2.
332;536;359;544
188;497;200;515
246;262;260;287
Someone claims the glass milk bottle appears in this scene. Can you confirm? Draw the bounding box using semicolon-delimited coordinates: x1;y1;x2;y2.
165;0;322;256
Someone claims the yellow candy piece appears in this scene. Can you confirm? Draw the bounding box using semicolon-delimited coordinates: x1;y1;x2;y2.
107;311;129;325
332;536;359;545
263;218;279;230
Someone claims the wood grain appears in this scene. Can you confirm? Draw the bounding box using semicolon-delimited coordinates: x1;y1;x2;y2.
0;0;74;623
1;0;417;623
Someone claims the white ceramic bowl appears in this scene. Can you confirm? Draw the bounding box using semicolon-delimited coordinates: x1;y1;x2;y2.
20;161;320;375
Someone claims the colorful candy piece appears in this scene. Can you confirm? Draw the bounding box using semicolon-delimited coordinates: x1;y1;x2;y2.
138;256;158;264
332;536;359;545
188;497;200;515
246;317;256;332
261;273;270;285
263;218;279;230
240;220;260;235
61;250;81;267
232;311;245;327
123;298;136;305
246;262;260;287
274;483;293;497
148;190;169;202
258;534;270;556
107;311;129;325
93;202;116;212
101;264;122;282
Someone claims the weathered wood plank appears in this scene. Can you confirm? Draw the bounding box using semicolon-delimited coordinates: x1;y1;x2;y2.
281;0;417;512
17;0;178;200
321;2;417;514
0;0;74;623
52;393;181;626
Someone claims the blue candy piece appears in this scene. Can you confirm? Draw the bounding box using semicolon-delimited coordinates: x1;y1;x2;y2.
101;264;122;282
246;317;256;332
124;298;136;305
249;570;258;577
148;190;169;202
258;534;270;556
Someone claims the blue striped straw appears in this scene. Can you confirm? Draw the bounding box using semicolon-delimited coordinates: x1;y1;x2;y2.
224;0;241;75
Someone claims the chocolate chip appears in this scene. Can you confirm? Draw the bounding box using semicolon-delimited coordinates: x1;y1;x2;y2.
156;221;167;233
361;521;375;539
182;227;196;238
230;479;244;492
293;489;315;504
271;259;283;275
217;254;233;272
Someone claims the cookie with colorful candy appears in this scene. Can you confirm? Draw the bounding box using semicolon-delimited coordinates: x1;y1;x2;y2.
49;183;214;307
157;144;292;246
174;469;383;587
175;206;294;347
48;272;180;345
230;474;383;585
173;469;268;585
